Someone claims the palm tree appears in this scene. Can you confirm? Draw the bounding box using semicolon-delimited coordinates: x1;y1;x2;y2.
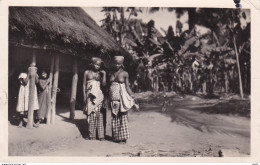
100;7;143;45
154;8;249;97
198;8;247;98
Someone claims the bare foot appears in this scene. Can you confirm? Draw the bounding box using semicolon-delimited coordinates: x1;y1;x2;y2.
119;140;127;144
18;121;23;128
33;123;39;128
36;119;42;126
85;137;96;140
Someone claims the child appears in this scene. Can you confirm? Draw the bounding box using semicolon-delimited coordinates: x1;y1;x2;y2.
16;68;39;128
162;94;169;112
131;95;140;111
36;70;50;126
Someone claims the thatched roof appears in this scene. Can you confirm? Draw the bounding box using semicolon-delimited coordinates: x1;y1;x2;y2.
9;7;130;58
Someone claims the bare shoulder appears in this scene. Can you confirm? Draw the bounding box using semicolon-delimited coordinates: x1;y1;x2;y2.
121;70;129;77
84;70;90;75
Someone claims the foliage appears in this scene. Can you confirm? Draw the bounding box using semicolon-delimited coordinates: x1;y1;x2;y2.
100;8;250;96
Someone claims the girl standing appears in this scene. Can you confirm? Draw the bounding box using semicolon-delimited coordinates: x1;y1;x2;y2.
16;67;39;128
83;57;106;140
108;56;137;144
36;70;50;125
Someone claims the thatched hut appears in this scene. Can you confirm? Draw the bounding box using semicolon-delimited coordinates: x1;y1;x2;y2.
9;7;131;128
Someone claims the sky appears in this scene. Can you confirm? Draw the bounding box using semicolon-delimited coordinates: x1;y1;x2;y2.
83;7;189;36
83;7;251;36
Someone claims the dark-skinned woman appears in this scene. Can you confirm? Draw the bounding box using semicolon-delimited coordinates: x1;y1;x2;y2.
108;56;138;144
83;57;106;141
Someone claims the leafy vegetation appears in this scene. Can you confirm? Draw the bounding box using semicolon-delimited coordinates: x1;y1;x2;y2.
100;8;250;97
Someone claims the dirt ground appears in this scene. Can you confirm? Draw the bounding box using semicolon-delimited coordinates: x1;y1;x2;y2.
8;93;250;157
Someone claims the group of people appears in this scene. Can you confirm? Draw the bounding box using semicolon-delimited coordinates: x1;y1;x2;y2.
16;65;50;128
83;56;138;144
15;55;138;144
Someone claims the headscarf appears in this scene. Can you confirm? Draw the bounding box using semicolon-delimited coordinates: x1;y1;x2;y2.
91;57;102;64
40;70;48;79
114;56;124;65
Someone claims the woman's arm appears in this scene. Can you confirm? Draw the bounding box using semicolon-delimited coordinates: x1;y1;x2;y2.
100;70;106;87
20;73;29;86
83;71;88;103
124;71;134;97
39;78;50;90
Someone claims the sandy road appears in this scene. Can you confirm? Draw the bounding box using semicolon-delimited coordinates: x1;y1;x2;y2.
160;102;250;138
9;98;250;157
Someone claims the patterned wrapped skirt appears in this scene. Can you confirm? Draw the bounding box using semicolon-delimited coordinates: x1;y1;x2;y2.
88;104;105;139
109;82;129;141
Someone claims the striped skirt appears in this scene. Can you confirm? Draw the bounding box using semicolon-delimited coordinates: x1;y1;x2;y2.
88;105;104;139
112;112;129;141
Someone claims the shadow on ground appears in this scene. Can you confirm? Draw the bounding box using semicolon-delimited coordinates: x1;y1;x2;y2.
56;110;88;139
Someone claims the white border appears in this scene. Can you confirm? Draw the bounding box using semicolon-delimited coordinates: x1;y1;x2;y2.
0;0;260;163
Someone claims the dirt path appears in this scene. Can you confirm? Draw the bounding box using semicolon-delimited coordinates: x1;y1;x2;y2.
8;98;250;157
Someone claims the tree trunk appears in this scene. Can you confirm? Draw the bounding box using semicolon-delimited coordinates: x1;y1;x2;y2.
70;58;78;120
113;10;117;39
188;8;196;31
233;36;244;99
203;81;207;95
224;72;229;93
51;54;60;124
119;7;125;45
155;75;159;92
209;70;213;94
189;72;193;93
26;50;36;129
46;54;54;125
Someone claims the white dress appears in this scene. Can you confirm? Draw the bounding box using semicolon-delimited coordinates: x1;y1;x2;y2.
16;73;39;113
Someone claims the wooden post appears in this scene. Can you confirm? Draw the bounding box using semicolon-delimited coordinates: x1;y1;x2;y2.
26;50;37;129
233;36;244;99
46;54;54;125
70;58;78;120
51;54;60;125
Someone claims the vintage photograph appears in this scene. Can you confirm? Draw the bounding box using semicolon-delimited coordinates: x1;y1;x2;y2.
8;7;250;157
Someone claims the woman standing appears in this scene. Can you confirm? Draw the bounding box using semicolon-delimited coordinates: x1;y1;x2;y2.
16;66;39;128
83;57;106;140
36;70;50;125
108;56;137;144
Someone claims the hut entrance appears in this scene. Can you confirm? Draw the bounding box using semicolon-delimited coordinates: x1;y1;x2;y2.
9;46;86;127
